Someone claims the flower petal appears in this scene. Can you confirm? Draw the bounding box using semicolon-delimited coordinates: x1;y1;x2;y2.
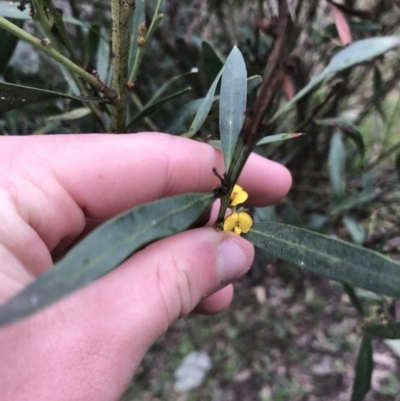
223;212;239;233
238;212;253;233
230;185;249;206
234;226;241;235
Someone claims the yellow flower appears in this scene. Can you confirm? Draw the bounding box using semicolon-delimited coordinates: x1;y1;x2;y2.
230;184;248;206
223;212;253;235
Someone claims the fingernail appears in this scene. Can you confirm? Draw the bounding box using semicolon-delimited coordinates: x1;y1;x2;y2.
217;238;250;284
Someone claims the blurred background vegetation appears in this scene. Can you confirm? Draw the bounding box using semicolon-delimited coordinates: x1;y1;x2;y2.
1;0;400;400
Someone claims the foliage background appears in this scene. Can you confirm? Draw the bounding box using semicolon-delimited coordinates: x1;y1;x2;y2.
1;0;400;400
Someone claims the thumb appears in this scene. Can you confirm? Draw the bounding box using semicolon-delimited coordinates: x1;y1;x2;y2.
75;227;253;365
0;228;253;401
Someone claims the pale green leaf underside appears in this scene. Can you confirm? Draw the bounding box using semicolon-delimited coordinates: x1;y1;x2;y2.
245;222;400;298
219;46;247;170
272;36;400;122
0;193;214;327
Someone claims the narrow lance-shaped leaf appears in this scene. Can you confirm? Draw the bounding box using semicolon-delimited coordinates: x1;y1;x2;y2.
0;19;21;76
209;132;303;150
185;68;223;138
169;75;261;136
219;46;247;170
0;81;110;113
0;193;214;327
96;27;111;86
128;0;146;74
395;152;400;182
0;1;88;27
47;107;91;121
373;66;385;120
316;118;364;159
203;75;261;127
126;87;191;130
84;23;101;69
147;71;197;106
271;36;400;122
245;222;400;298
328;132;346;200
350;335;373;401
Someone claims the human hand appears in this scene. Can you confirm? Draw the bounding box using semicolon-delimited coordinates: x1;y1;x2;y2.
0;132;291;401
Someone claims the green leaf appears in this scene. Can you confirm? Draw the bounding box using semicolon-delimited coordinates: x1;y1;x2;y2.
202;41;224;85
84;23;101;69
0;81;110;113
316;118;364;159
323;21;382;38
186;67;223;138
281;202;302;227
47;107;91;121
126;87;191;130
209;132;303;150
0;193;214;327
363;322;400;339
395;152;400;182
272;36;400;123
329;132;346;200
147;71;196;106
373;66;385;120
128;0;146;74
0;1;88;27
256;132;304;146
0;18;21;75
170;75;260;136
164;98;203;134
342;283;364;316
0;2;32;19
351;335;373;401
332;190;377;214
245;222;400;298
96;28;111;86
219;46;247;170
342;216;366;245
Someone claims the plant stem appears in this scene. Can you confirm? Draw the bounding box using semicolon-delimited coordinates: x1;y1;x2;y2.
128;0;164;84
110;0;135;133
42;0;81;66
0;16;117;102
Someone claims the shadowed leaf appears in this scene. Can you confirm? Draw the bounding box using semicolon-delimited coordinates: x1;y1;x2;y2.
245;222;400;298
363;322;400;339
126;87;191;130
351;335;373;401
317;118;364;159
0;193;214;327
0;81;110;113
329;132;346;200
96;27;111;86
0;18;21;75
202;41;224;85
84;23;101;69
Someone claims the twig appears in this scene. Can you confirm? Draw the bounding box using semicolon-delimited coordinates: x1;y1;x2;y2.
128;0;164;85
0;16;117;102
215;0;290;227
111;0;135;132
